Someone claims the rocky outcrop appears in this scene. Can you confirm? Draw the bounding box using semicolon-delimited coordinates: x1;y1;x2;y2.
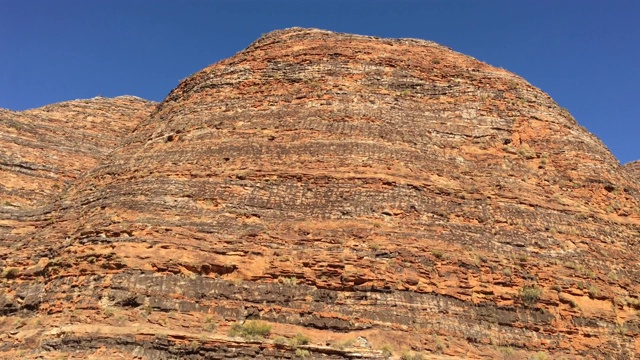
1;28;639;359
0;96;157;247
624;160;640;183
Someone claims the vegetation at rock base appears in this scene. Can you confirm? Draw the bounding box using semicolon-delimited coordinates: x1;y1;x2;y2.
294;348;310;358
401;351;424;360
288;332;311;347
203;316;217;332
380;344;393;359
331;338;355;350
520;285;543;306
228;320;272;340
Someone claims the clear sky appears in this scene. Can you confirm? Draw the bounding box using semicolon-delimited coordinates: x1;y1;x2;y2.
1;0;638;164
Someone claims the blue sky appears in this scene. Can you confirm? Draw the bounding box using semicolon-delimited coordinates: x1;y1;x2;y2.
1;0;638;164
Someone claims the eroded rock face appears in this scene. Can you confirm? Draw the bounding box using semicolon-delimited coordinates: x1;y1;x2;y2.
1;28;639;359
624;160;640;183
0;96;157;241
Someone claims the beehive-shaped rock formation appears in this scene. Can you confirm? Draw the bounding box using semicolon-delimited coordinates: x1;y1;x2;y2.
0;96;156;240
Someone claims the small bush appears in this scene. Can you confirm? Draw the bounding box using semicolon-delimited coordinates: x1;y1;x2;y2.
499;346;515;355
613;324;628;336
560;293;579;309
203;316;217;332
288;332;311;347
434;336;446;353
278;276;297;285
332;339;355;350
498;346;520;360
228;320;271;340
520;285;543;306
401;351;424;360
517;146;536;159
626;297;640;309
380;345;393;359
531;352;548;360
569;299;579;308
503;144;517;154
294;349;310;358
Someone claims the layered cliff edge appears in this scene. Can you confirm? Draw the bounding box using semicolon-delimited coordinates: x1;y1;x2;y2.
625;161;640;183
1;28;639;359
0;96;157;240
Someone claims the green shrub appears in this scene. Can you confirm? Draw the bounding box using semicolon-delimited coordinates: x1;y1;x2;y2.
498;346;520;360
288;332;311;347
203;316;217;331
294;349;310;358
228;320;272;339
332;339;355;350
279;276;297;285
401;351;424;360
434;335;446;353
531;352;548;360
520;285;543;306
380;345;393;359
613;324;627;336
499;346;515;355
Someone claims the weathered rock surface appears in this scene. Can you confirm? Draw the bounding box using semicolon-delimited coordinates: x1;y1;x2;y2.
624;160;640;183
0;96;157;240
1;28;639;359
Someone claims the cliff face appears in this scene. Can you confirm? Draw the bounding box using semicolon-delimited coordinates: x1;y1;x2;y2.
1;28;639;359
0;96;157;240
625;160;640;183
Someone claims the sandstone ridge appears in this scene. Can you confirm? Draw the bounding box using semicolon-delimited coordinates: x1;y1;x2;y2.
1;28;639;359
624;160;640;183
0;96;157;240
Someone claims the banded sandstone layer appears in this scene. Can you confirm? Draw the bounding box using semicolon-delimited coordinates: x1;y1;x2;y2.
625;161;640;183
1;28;639;359
0;96;156;240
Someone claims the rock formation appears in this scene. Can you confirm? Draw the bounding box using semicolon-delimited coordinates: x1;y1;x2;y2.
1;28;639;359
0;96;156;240
624;160;640;183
